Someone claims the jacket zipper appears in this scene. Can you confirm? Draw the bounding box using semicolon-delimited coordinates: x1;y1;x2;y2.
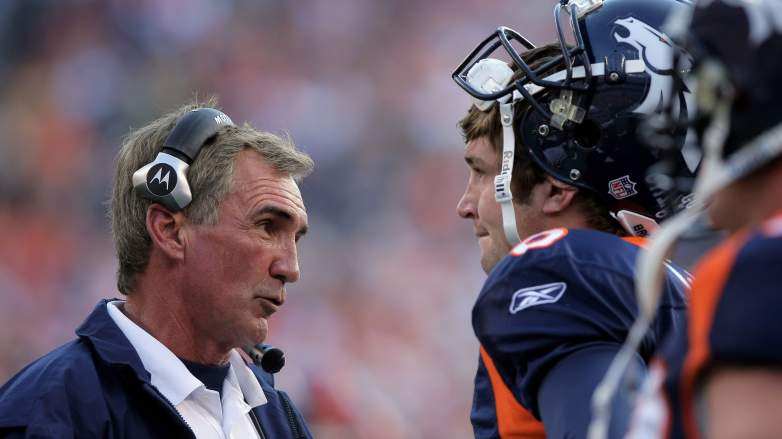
248;408;267;439
279;391;305;439
143;382;196;438
146;382;272;439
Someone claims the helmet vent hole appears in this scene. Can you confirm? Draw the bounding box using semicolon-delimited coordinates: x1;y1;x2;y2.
573;119;601;149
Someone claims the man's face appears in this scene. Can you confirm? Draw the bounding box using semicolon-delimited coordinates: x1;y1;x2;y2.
707;168;773;232
182;150;308;350
456;137;514;273
457;137;549;273
706;181;746;232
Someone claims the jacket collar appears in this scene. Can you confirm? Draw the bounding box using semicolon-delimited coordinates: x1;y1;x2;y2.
75;298;152;383
77;299;268;409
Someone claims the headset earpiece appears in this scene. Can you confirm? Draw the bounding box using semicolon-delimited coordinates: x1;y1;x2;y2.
132;108;234;211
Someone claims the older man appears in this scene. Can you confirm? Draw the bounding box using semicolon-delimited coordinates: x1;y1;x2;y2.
0;102;314;438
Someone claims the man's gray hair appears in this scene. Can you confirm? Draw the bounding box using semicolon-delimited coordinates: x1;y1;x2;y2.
110;100;313;295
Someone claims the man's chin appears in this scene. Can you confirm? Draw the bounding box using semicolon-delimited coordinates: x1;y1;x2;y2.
478;238;505;274
238;317;268;348
479;252;502;275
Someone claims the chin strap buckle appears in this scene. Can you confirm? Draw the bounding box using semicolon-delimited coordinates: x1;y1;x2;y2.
466;58;515;111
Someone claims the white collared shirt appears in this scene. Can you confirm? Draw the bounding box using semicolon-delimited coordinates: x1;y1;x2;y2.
107;301;266;438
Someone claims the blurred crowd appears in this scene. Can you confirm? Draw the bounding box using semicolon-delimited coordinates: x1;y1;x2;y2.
0;0;554;437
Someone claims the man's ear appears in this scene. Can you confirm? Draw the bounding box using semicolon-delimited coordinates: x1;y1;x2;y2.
145;204;187;261
541;175;579;215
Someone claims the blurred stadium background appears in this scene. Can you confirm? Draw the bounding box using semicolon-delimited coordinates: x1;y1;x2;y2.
0;1;559;437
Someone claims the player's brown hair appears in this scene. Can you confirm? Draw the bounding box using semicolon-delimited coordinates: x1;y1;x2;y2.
458;43;624;235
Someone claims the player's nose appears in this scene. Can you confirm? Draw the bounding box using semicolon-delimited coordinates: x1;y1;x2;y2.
457;187;477;219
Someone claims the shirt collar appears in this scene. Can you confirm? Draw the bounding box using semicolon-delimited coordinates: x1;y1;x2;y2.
227;349;266;408
106;300;266;408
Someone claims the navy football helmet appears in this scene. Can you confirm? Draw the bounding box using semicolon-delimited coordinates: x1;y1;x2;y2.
652;0;782;198
453;0;696;240
595;5;782;436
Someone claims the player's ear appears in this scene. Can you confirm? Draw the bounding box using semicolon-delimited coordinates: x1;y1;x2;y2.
541;175;578;215
145;203;187;261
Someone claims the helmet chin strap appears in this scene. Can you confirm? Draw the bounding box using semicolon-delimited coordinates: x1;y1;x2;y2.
496;102;522;246
465;58;522;246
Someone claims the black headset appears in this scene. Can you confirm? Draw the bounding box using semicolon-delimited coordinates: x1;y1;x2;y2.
131;108;234;211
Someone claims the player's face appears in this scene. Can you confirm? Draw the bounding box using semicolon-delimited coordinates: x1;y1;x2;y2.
457;137;515;273
707;167;775;232
707;181;747;232
457;137;556;273
182;150;308;350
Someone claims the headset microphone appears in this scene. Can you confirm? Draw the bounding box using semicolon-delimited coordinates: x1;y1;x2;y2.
243;343;285;374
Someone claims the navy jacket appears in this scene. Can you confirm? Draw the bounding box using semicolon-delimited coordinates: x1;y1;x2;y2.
0;299;313;438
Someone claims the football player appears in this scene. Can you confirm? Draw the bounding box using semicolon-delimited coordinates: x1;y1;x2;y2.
623;0;782;438
451;0;695;437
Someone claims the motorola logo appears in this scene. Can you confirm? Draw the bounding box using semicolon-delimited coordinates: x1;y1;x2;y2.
146;163;177;196
214;113;233;126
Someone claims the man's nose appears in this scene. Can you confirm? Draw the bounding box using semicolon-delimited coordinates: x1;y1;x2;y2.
270;244;300;284
457;187;477;219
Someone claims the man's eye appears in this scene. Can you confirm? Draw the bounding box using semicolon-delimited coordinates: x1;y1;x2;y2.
256;221;271;232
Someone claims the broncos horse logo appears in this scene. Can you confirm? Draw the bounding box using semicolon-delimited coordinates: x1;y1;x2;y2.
613;16;699;173
613;16;682;116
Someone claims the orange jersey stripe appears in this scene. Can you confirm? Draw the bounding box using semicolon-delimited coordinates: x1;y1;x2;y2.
681;232;749;439
622;235;647;248
479;345;546;439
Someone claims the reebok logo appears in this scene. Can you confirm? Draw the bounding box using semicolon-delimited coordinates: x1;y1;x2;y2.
509;282;567;314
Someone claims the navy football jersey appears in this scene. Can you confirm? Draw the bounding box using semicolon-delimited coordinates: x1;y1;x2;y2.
471;228;689;438
627;327;689;439
630;213;782;439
